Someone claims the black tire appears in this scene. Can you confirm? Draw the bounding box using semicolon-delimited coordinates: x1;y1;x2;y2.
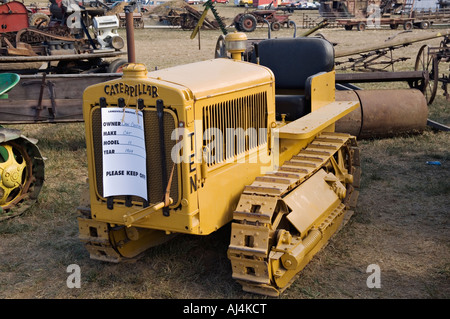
419;21;430;29
389;23;398;29
403;21;413;30
234;21;242;31
107;59;128;73
270;21;281;31
239;14;257;32
344;25;353;31
29;12;50;28
357;22;366;31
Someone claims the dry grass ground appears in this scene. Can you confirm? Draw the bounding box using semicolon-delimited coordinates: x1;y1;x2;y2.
1;2;449;300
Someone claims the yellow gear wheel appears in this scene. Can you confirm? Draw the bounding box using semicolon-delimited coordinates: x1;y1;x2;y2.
0;143;29;208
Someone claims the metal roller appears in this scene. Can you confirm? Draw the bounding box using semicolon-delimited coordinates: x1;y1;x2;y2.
335;89;428;139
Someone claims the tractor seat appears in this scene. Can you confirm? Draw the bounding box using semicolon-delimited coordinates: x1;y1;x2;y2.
251;37;335;121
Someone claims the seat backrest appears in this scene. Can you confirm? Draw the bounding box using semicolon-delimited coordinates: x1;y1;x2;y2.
253;37;335;91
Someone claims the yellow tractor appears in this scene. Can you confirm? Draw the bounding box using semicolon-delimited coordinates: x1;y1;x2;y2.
77;33;361;296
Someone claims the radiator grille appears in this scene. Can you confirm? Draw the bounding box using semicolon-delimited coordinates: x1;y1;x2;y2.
91;107;179;206
202;92;268;166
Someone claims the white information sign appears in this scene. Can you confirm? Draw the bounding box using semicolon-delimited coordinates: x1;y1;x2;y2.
101;107;147;200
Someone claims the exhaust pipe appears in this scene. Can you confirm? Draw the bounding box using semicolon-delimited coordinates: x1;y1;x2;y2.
124;4;136;63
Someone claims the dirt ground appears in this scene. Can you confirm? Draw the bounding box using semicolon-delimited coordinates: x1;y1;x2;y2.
1;2;449;302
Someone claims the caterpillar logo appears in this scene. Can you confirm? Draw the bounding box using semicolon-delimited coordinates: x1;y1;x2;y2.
103;82;159;97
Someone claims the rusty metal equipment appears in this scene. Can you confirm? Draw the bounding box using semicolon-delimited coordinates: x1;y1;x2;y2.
0;1;29;32
181;4;223;31
190;0;228;40
234;8;291;32
116;8;144;29
0;73;121;124
160;3;223;31
335;88;429;138
118;12;144;29
319;0;450;30
0;0;126;74
414;35;450;104
334;30;450;72
0;4;138;125
332;30;450;109
332;31;450;106
27;3;52;28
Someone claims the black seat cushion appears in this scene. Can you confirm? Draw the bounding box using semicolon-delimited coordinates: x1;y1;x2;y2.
253;37;335;91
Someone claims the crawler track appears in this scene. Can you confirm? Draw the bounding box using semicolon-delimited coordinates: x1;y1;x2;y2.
227;132;360;296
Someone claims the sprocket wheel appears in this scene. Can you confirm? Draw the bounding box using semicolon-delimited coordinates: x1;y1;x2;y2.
0;143;30;207
0;138;44;221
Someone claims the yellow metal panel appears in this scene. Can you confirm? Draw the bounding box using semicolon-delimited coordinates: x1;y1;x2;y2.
277;100;360;140
148;59;275;101
197;156;271;234
284;169;340;236
193;79;276;235
82;69;195;234
310;70;336;111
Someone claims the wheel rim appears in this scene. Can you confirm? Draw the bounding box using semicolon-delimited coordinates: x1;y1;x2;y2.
271;22;281;31
243;18;254;30
415;45;438;104
0;143;30;208
240;15;257;32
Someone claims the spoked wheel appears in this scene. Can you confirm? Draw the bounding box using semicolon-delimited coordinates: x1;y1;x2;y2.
414;44;439;105
0;143;31;210
0;135;45;221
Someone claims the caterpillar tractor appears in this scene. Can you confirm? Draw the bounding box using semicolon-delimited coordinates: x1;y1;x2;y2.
77;33;361;296
0;73;45;220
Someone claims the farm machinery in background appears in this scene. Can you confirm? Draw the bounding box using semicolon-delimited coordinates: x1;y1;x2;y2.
157;0;292;32
158;0;227;31
0;0;127;74
318;0;450;30
333;30;450;106
233;4;293;32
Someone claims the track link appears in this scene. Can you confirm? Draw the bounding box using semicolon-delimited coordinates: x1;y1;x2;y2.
227;132;360;296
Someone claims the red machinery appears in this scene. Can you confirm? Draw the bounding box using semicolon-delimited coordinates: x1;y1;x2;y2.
234;9;291;32
0;1;29;33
